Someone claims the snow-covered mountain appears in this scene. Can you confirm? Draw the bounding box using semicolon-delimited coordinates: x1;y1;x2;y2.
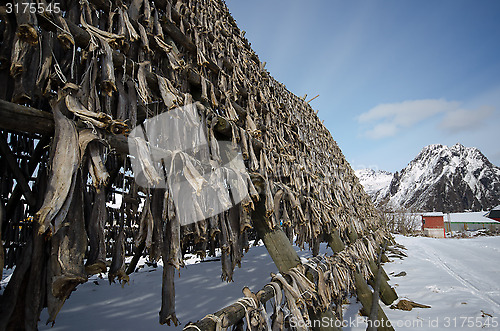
354;168;393;203
356;143;500;212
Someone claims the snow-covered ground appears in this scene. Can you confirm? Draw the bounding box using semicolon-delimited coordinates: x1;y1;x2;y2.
33;243;329;331
2;234;499;330
381;235;500;330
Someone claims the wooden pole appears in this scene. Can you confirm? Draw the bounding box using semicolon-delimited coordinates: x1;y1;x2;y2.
250;175;341;331
186;286;275;331
0;99;54;135
354;273;394;331
367;242;386;331
251;195;301;273
326;230;396;329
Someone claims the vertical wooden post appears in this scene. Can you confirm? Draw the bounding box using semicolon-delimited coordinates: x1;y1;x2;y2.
347;222;359;243
346;227;397;305
326;230;396;329
354;273;394;331
325;229;345;253
251;198;301;273
251;182;341;331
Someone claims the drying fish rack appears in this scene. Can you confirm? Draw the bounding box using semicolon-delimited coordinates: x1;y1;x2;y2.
0;0;398;329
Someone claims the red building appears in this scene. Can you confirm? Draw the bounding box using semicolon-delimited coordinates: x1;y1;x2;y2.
422;213;446;238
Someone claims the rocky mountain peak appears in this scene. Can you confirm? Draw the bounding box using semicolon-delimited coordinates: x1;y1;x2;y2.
356;144;500;212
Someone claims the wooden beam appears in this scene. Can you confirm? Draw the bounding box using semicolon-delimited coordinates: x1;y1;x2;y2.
0;99;130;153
0;100;54;135
186;285;275;331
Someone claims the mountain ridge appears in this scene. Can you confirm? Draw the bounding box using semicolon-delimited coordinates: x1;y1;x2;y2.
355;143;500;212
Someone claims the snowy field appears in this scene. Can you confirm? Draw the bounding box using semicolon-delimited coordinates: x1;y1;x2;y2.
2;234;499;330
381;234;500;331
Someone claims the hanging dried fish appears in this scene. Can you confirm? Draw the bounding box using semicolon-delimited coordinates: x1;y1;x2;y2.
54;14;74;50
239;128;249;160
36;99;80;235
154;35;173;54
230;122;241;146
242;287;269;331
149;189;165;262
248;136;259;172
85;189;107;275
201;76;208;102
209;126;221;163
118;7;140;42
156;74;181;109
143;0;151;25
239;199;253;232
137;61;152;104
132;137;163;186
99;38;117;96
164;191;183;269
288;266;317;309
136;194;154;249
14;0;38;45
153;8;164;38
271;273;307;331
66;95;128;134
159;261;179;326
273;189;283;222
80;12;124;47
36;31;53;96
209;80;219;108
246;114;261;138
137;22;150;53
264;180;274;220
225;94;239;121
160;197;180;326
126;79;138;128
266;281;284;331
46;171;87;325
241;170;259;201
87;143;109;188
108;225;129;285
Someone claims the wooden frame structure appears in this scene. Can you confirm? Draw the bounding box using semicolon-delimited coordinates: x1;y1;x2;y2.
0;0;398;329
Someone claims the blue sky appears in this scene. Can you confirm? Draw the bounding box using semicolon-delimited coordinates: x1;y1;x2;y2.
225;0;500;173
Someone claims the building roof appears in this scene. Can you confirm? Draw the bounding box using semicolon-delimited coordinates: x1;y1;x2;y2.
422;212;444;217
445;211;499;224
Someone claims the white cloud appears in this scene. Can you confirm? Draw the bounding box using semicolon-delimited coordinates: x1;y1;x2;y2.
365;122;398;139
440;106;494;131
358;99;461;139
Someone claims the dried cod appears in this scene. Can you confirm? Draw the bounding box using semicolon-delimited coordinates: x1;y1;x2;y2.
36;99;80;235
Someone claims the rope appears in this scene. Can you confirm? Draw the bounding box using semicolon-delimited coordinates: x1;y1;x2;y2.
205;313;223;331
183;323;202;331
